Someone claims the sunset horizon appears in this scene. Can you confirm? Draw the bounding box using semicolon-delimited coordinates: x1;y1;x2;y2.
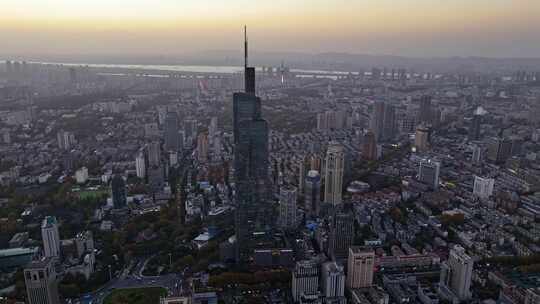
2;0;539;58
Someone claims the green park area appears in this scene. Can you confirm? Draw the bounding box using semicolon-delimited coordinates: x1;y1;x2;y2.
103;287;167;304
78;189;108;200
72;187;109;200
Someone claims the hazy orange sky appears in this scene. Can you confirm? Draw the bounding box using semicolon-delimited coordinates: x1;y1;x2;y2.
1;0;540;57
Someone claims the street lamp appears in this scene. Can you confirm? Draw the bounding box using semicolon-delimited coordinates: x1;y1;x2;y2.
168;253;172;269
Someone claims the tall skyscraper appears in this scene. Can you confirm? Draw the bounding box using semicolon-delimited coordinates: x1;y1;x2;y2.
305;170;321;218
234;27;271;263
472;144;483;164
347;246;375;289
317;113;327;131
362;131;377;160
208;116;218;142
298;157;307;195
371;101;396;141
212;136;222;161
41;216;61;259
135;150;147;179
292;260;320;302
440;245;473;301
414;124;430;152
328;209;354;260
324;142;344;206
278;186;297;230
111;175;127;209
419;95;432;124
183;118;198;143
370;101;385;141
148;141;161;167
382;103;396;140
24;257;61;304
164;112;180;151
197;132;209;163
56;130;75;151
321;261;346;299
487;137;512;164
419;159;440;190
469;113;482;141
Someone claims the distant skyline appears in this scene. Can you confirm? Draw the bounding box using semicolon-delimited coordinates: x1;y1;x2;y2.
1;0;540;58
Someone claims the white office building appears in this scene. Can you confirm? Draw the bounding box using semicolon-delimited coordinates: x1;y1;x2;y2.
321;261;345;298
135;151;146;179
440;245;473;301
41;216;61;259
473;176;495;199
75;167;89;184
292;260;320;302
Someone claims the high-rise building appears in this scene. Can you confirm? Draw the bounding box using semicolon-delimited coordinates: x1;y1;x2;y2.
197;133;209;163
321;261;345;299
324;142;344;206
178;130;185;150
156;105;167;125
418;159;440;190
362;131;377;161
209;116;218;142
382;103;396;141
346;246;375;289
164;112;180;151
24;257;61;304
212;136;222;161
169;151;178;166
111;175;127;209
305;170;321;218
419;95;432;124
148;141;161;167
370;101;386;141
279;186;298;230
328;210;355;260
184;118;198;143
292;260;320;302
75;167;89;184
56;130;75;151
370;101;396;141
469;113;482;141
135;151;147;179
472;145;482;164
41;216;61;259
487;137;512;164
234;28;271;263
473;176;494;199
317;113;327;131
298;158;307;195
440;245;473;301
414;125;430;152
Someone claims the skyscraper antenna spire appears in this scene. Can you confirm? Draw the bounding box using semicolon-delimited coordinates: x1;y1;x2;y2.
244;25;248;69
243;26;255;94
